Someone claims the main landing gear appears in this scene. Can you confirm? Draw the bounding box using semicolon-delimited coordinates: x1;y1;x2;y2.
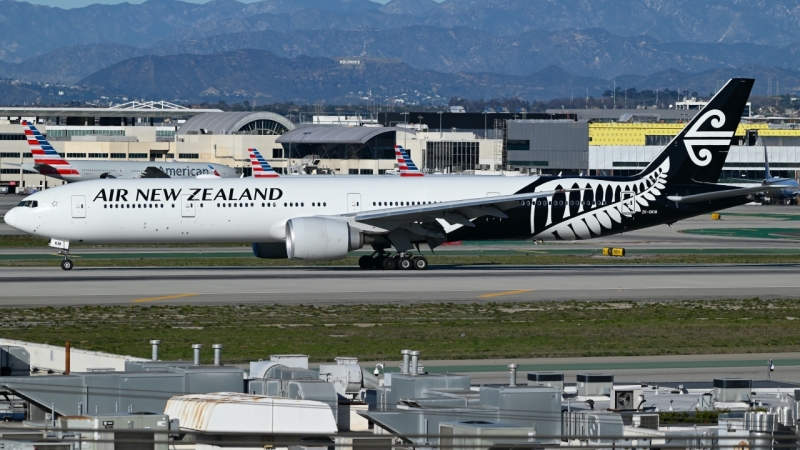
358;252;428;271
59;250;73;271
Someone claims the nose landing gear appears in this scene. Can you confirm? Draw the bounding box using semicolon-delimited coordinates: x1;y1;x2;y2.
59;249;73;271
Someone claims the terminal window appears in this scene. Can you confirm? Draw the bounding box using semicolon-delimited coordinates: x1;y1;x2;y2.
66;153;87;158
272;148;283;159
129;153;147;159
0;153;21;158
349;169;359;175
507;140;530;151
23;153;32;158
0;134;25;141
0;169;20;174
110;153;127;159
88;153;108;158
360;169;374;175
179;153;199;159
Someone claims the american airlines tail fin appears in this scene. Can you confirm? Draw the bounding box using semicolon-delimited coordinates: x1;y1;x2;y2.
638;78;754;185
22;120;78;175
395;145;424;177
248;148;280;178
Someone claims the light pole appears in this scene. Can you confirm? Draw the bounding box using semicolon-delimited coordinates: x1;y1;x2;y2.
438;111;443;139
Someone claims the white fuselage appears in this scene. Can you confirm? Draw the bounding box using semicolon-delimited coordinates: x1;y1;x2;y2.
35;161;238;181
6;176;537;244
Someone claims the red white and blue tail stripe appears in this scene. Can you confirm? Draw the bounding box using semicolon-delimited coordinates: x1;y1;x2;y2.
22;120;79;176
248;148;280;178
395;145;424;177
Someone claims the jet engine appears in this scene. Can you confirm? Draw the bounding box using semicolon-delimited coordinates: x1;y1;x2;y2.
286;217;364;261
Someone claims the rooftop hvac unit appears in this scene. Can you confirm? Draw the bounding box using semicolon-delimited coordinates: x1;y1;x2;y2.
585;414;623;445
57;413;171;450
439;422;538;450
527;372;564;391
713;378;752;403
632;414;659;430
577;374;613;397
612;388;643;410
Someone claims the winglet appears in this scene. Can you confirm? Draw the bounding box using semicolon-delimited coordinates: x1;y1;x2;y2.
395;145;424;177
21;120;78;176
249;148;280;178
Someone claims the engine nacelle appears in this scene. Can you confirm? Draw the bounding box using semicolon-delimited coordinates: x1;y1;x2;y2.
251;242;288;259
286;217;364;261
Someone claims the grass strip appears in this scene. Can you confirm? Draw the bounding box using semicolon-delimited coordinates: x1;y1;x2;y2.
1;299;799;364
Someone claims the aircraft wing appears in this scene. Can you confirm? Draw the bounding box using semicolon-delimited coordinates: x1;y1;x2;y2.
354;189;576;228
140;167;171;179
667;185;786;203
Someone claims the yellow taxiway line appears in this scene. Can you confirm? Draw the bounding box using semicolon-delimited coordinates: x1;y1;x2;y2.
478;289;532;299
131;293;199;303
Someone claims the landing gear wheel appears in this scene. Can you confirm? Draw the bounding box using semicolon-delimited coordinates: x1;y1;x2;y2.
358;255;374;270
381;256;398;270
398;257;413;270
412;256;429;270
60;259;73;271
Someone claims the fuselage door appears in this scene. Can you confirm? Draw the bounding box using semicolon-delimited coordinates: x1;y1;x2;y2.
181;194;196;218
621;191;635;217
347;193;361;213
71;195;86;218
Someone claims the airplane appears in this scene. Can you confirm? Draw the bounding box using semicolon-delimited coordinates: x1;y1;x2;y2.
248;148;280;178
394;145;424;177
4;78;786;271
756;145;799;205
11;121;238;182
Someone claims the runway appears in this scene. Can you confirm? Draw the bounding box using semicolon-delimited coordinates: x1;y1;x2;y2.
2;264;799;306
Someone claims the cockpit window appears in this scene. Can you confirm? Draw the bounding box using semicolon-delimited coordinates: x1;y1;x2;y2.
17;201;25;207
17;201;38;208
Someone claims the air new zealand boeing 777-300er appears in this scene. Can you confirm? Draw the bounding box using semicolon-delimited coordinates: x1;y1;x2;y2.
3;78;783;271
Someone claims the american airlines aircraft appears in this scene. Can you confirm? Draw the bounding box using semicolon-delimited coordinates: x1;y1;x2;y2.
4;78;781;271
12;121;237;181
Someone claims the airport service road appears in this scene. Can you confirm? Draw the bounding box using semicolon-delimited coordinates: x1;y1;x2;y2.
1;264;799;306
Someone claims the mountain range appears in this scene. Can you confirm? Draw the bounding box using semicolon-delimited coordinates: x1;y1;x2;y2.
1;0;800;103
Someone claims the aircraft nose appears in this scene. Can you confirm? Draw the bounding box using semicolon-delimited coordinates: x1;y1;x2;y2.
3;208;16;228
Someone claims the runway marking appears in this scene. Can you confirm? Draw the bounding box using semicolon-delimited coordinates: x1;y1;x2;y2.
478;289;533;298
131;293;199;303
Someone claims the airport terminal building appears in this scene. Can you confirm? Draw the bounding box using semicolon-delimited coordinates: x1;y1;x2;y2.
3;102;800;190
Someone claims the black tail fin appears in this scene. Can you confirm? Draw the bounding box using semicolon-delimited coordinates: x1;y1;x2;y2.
638;78;754;184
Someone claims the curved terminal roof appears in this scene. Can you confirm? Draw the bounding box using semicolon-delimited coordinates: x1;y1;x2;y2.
276;126;408;144
178;112;294;136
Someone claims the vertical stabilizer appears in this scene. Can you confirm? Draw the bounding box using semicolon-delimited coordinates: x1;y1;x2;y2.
638;78;754;184
395;145;424;177
764;145;773;180
248;148;280;178
22;120;78;176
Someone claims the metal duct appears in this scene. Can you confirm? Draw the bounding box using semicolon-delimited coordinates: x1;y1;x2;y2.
509;363;519;387
192;344;203;365
410;351;420;375
401;350;411;374
212;344;223;366
150;340;161;361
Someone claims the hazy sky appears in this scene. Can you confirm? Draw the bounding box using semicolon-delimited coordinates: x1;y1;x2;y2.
24;0;393;7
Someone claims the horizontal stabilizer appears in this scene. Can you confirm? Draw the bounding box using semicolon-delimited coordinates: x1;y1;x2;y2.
667;185;785;203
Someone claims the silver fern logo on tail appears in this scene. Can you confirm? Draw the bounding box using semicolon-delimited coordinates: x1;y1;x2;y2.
683;110;734;167
530;158;670;240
